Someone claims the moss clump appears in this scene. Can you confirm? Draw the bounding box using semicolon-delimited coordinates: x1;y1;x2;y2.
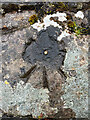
67;21;77;32
28;14;38;25
57;2;69;11
67;21;76;29
75;27;90;35
58;2;66;8
67;20;89;35
46;3;55;14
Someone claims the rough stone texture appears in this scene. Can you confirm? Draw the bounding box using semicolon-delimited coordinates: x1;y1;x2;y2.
1;17;61;118
1;10;35;28
0;4;89;119
0;10;36;35
0;0;89;2
0;81;58;118
2;29;29;86
61;35;88;118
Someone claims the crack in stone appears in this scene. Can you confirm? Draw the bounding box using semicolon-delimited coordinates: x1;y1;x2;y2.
42;66;49;89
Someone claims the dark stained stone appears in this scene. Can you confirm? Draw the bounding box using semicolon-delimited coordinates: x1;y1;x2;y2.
23;26;66;69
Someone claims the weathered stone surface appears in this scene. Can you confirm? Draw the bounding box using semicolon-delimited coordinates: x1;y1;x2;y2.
1;23;60;118
0;0;89;2
62;35;88;118
0;3;89;119
0;81;58;118
23;26;65;69
0;10;36;35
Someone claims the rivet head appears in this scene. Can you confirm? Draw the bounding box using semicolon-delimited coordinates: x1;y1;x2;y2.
44;50;48;55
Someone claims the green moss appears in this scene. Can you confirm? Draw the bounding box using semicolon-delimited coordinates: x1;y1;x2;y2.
67;21;77;32
67;21;89;36
46;10;52;14
58;2;66;8
58;2;68;10
46;3;55;14
28;14;38;25
75;27;90;35
75;28;82;35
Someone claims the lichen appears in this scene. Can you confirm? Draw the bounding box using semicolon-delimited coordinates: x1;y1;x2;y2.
0;81;57;118
4;80;9;85
62;40;88;118
75;11;84;19
28;14;38;25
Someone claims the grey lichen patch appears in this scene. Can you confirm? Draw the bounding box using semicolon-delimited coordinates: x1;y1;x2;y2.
0;81;58;118
62;39;88;118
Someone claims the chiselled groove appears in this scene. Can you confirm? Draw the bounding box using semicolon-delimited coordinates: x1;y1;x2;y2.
43;66;49;89
59;49;66;52
20;65;37;78
1;24;30;35
58;67;67;80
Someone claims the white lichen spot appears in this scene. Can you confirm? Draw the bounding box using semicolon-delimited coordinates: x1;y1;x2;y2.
75;11;84;19
32;12;67;31
57;29;70;41
31;20;45;32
